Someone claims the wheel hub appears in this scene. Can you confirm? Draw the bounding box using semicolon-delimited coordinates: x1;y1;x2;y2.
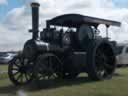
19;66;28;73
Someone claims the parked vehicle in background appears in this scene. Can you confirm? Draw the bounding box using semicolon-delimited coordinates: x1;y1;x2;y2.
116;43;128;66
0;52;17;64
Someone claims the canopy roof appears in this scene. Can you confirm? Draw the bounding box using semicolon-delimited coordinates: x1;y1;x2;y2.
47;14;121;27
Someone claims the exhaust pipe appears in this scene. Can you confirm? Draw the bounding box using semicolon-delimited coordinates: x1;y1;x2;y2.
30;2;40;40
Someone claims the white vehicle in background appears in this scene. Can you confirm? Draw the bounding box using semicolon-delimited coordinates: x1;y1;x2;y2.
116;44;128;66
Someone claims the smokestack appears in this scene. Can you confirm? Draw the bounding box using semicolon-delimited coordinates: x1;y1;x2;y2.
30;2;40;40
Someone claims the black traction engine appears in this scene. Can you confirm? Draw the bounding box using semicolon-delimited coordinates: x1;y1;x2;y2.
8;2;121;85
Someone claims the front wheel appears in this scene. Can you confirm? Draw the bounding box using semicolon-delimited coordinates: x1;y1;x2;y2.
8;55;34;85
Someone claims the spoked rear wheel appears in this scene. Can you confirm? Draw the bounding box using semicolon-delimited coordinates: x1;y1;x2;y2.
8;55;34;85
95;47;115;79
87;40;116;80
34;53;63;82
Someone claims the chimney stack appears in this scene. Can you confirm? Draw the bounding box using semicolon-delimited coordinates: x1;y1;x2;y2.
30;2;40;40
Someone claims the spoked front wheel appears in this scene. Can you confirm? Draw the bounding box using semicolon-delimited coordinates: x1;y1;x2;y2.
8;55;34;85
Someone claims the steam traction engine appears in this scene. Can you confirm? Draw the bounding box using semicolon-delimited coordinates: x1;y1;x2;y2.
8;3;121;85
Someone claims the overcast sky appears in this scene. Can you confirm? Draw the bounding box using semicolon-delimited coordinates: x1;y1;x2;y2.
0;0;128;51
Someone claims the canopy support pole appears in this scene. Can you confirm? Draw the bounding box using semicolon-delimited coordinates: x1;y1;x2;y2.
106;25;110;39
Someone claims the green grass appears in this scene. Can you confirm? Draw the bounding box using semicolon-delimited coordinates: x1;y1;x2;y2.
0;64;8;72
0;66;128;96
0;65;8;80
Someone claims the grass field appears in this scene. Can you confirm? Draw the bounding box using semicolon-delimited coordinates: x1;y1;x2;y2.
0;65;128;96
0;64;8;72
